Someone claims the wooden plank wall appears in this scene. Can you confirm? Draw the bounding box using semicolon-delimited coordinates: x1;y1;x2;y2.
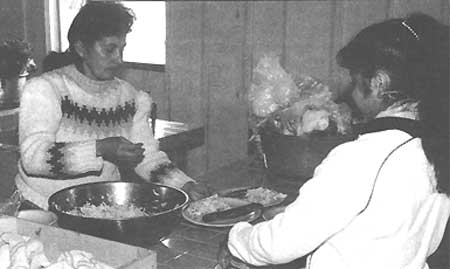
4;0;444;178
120;0;449;177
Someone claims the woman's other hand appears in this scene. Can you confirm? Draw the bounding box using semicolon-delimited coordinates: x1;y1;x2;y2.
182;181;211;201
96;136;144;168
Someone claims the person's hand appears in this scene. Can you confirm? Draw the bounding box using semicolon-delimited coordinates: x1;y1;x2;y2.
96;136;144;168
181;181;211;201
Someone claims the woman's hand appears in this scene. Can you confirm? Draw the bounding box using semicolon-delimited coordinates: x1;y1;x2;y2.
182;181;211;201
96;136;144;168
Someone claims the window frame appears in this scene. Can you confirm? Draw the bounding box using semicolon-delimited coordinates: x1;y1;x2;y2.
46;0;166;72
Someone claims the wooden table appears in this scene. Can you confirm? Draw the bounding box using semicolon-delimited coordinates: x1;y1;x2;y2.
149;157;307;269
153;119;205;171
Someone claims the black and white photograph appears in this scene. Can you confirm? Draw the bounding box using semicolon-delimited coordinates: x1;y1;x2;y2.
0;1;448;268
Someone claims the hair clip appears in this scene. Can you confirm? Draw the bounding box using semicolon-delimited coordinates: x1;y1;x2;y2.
401;21;420;40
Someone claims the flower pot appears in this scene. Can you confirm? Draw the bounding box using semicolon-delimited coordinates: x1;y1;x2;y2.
0;74;27;109
260;129;354;184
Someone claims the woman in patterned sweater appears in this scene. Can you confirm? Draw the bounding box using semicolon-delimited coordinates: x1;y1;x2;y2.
16;1;209;209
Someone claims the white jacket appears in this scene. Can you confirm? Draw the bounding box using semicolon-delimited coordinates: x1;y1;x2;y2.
229;117;450;268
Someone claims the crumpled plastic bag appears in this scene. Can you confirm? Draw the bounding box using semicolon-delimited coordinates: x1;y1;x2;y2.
248;54;353;137
271;75;353;136
248;54;298;117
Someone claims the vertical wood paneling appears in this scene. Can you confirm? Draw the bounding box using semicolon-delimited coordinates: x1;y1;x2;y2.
389;0;446;23
203;1;248;171
144;70;168;119
24;1;46;74
284;1;333;81
0;0;25;41
166;2;206;176
249;1;285;65
440;0;449;24
118;69;169;119
331;0;390;96
119;0;449;178
3;0;447;179
166;3;204;125
125;0;447;178
246;1;285;117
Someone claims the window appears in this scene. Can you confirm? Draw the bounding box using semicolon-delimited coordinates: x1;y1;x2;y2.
47;0;166;65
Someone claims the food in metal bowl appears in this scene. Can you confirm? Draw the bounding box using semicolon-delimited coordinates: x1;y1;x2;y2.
48;181;189;247
65;202;150;220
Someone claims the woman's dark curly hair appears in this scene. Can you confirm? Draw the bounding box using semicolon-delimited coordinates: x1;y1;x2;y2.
68;1;135;50
337;13;449;194
44;1;135;71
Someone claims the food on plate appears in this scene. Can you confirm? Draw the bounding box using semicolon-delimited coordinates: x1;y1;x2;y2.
184;194;245;222
184;188;287;223
65;202;149;220
0;232;113;269
244;187;287;207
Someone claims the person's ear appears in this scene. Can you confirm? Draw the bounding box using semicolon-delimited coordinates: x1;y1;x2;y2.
369;70;391;97
73;41;87;59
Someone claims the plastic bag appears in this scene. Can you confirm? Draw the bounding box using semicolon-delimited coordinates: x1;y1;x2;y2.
248;55;298;117
271;75;352;136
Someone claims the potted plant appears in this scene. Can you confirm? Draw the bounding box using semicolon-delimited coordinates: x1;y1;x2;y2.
0;39;36;108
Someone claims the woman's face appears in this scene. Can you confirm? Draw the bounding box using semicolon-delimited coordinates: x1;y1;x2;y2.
349;72;384;120
78;35;126;81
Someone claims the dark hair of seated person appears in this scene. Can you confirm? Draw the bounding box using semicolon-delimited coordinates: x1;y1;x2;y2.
42;1;135;72
337;13;449;194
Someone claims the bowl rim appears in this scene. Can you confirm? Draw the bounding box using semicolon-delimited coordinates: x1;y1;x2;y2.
47;181;190;220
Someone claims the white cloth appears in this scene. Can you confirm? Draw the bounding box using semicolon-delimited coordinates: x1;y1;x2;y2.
16;65;193;209
0;232;113;269
228;103;450;269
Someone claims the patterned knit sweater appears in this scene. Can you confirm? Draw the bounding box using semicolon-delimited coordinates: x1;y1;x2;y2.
16;65;193;209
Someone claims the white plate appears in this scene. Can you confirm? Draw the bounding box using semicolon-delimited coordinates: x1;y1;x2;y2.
182;197;262;228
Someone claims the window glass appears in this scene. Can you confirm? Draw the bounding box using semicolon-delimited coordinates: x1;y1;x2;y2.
122;1;166;64
50;0;165;65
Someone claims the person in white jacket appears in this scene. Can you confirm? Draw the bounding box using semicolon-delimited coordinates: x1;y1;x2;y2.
16;1;209;209
221;13;450;269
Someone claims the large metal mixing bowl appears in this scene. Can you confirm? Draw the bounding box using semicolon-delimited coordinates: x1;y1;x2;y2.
48;181;189;247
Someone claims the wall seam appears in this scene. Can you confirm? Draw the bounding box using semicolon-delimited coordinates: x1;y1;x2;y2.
201;1;209;171
166;2;172;121
241;1;250;156
22;0;27;41
281;1;287;67
441;0;448;23
385;0;392;19
328;0;337;80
